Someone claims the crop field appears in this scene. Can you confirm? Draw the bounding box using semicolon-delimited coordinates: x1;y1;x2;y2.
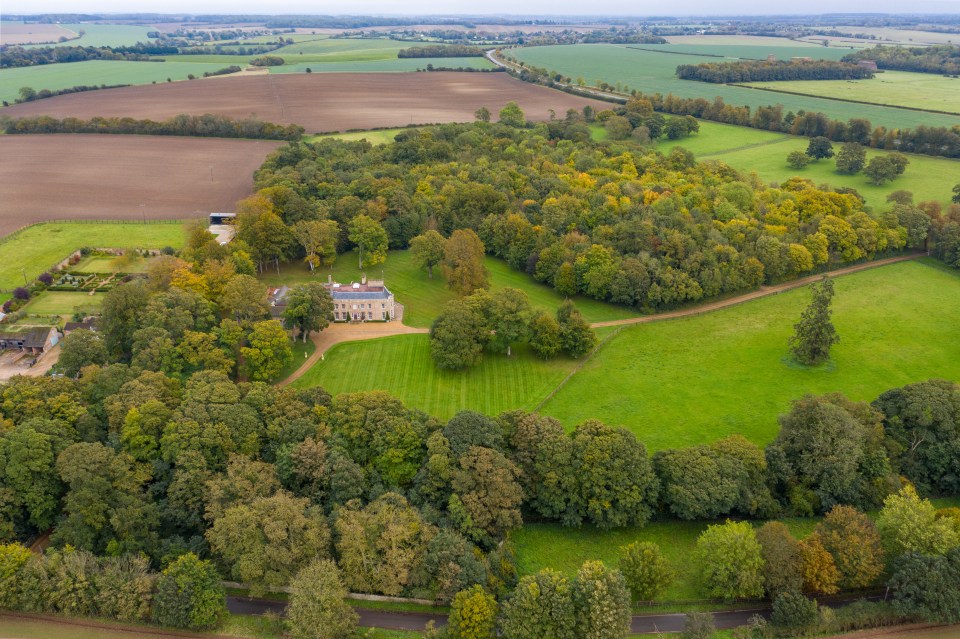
541;260;960;451
271;58;496;73
662;35;832;47
744;70;960;115
0;21;78;45
0;135;280;238
655;121;960;208
0;222;184;291
260;250;636;329
799;26;960;46
0;60;243;105
19;23;157;48
510;44;960;130
638;42;852;61
1;73;607;133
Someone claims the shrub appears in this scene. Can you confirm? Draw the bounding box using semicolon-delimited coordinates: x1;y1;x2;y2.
38;272;53;285
13;287;30;300
771;591;819;634
682;611;716;639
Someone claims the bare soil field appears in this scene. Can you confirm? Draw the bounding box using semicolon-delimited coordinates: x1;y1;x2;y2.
0;22;77;45
1;72;608;133
0;135;281;236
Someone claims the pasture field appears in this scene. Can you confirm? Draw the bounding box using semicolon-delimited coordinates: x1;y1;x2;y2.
661;35;832;47
541;260;960;451
513;497;960;601
0;60;235;105
260;250;637;329
0;222;184;291
799;26;960;46
307;127;409;144
655;121;960;208
744;70;960;115
0;135;282;238
21;291;104;316
19;23;156;48
1;73;607;134
292;335;584;420
510;44;960;130
0;21;78;45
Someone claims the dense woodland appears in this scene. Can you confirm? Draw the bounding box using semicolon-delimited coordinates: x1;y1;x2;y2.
2;114;305;141
246;118;958;315
676;60;875;83
843;44;960;76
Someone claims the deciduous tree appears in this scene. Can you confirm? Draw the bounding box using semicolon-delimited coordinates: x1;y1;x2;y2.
571;561;632;639
410;230;447;278
241;320;292;381
693;520;765;600
286;559;358;639
443;229;489;295
618;541;673;601
282;282;333;343
499;568;576;639
347;214;388;269
152;553;225;630
789;276;838;366
448;585;498;639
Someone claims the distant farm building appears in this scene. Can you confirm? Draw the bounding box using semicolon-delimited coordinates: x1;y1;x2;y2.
857;60;879;71
208;212;236;244
791;57;814;62
269;276;396;323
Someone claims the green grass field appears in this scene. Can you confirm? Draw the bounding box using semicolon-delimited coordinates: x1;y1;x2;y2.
306;128;409;144
639;42;851;61
20;23;156;48
0;222;184;292
511;44;960;130
271;58;495;74
292;335;584;420
745;70;960;115
655;120;960;208
22;291;103;316
541;260;960;451
73;255;155;273
260;250;637;329
0;60;237;104
513;496;960;602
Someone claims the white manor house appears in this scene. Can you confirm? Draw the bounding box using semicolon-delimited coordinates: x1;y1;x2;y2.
270;275;396;322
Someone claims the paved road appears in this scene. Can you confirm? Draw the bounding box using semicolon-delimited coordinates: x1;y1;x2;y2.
229;594;769;634
228;595;446;631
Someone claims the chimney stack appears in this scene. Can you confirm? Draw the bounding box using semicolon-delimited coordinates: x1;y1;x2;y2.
361;274;367;286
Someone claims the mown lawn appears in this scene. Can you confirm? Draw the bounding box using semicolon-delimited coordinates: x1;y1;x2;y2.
655;120;960;208
21;291;103;316
541;260;960;450
292;335;582;420
511;44;960;130
513;497;960;602
260;250;638;329
0;222;185;291
73;255;155;273
305;128;410;144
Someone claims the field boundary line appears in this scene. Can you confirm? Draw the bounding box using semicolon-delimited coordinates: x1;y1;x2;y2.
727;83;960;117
696;135;794;157
533;253;920;413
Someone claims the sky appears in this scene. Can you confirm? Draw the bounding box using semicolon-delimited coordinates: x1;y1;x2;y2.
4;1;960;16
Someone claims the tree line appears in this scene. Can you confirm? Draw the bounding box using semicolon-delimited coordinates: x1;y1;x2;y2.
501;57;960;160
2;113;305;141
7;84;130;106
0;44;172;68
398;44;485;57
843;44;960;76
676;60;874;83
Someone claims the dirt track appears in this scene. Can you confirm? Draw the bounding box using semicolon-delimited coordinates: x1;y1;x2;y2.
1;72;608;133
0;135;282;237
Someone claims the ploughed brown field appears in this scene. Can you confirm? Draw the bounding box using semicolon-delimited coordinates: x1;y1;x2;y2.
1;72;608;133
0;22;76;45
0;135;282;237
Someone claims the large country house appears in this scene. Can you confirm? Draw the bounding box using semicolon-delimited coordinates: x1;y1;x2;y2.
270;276;396;322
